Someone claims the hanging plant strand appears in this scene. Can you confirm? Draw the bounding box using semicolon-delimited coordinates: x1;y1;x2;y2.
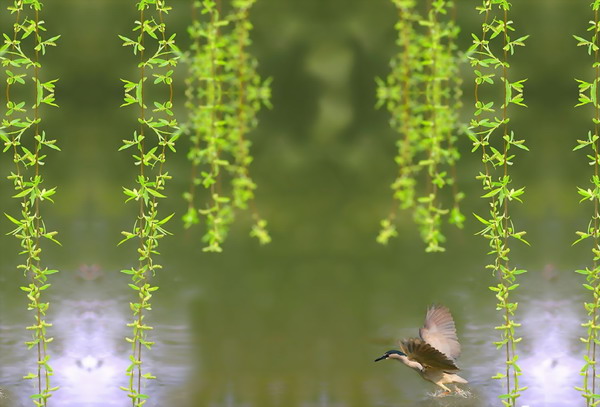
573;1;600;405
183;0;271;252
445;2;465;229
0;1;61;405
469;1;529;405
376;0;464;252
118;0;179;404
414;0;450;252
376;0;422;245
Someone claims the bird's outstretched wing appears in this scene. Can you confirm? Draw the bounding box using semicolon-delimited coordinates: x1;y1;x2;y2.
419;304;461;360
400;338;459;371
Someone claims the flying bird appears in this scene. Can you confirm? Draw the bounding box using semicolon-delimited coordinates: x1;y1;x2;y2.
374;305;467;395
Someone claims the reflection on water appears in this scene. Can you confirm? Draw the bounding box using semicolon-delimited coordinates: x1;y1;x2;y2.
209;386;252;407
1;264;588;406
0;0;590;405
300;385;347;407
460;271;585;407
0;324;27;407
51;296;128;407
518;289;583;406
0;267;192;407
369;270;586;407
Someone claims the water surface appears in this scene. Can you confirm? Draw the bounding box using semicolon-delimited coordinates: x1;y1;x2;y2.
0;0;595;406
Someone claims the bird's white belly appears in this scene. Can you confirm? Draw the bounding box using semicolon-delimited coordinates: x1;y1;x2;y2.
420;368;467;385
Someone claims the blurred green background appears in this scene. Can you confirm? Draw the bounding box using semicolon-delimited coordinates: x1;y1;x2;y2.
0;0;595;406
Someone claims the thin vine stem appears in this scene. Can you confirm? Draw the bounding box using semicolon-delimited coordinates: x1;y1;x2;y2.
469;1;529;405
595;7;600;396
592;5;600;400
376;0;464;251
573;2;600;405
118;1;179;405
446;1;464;225
1;1;61;405
183;0;271;251
423;0;442;251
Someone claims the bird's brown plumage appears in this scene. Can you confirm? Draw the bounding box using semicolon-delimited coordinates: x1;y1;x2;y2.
377;304;466;394
418;304;461;360
399;337;459;371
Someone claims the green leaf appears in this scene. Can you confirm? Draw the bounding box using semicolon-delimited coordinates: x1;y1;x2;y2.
472;213;490;225
4;213;22;225
158;213;174;225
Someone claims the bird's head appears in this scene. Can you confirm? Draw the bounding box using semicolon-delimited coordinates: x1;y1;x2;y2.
374;350;406;362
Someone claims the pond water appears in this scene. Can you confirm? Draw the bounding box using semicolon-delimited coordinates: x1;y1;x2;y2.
0;254;587;407
0;0;595;406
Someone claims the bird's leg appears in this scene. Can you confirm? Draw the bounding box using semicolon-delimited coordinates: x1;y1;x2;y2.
433;383;452;397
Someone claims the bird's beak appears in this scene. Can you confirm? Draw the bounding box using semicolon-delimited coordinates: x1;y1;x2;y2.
374;354;388;362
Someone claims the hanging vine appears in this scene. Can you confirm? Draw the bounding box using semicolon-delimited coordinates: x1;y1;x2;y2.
469;0;529;405
183;0;271;252
0;1;60;405
573;1;600;404
445;2;465;231
376;0;464;252
118;0;179;404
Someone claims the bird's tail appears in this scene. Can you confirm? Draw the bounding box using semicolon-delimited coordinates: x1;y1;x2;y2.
452;374;468;384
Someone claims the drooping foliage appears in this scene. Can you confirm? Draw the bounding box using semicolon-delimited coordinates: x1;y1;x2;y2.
573;1;600;405
183;0;272;252
0;1;61;405
376;0;465;253
118;0;179;404
469;0;529;405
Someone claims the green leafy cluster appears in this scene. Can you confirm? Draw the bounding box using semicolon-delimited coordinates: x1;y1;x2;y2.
183;0;272;252
376;0;465;252
0;1;60;405
573;2;600;405
118;0;179;405
468;1;529;405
